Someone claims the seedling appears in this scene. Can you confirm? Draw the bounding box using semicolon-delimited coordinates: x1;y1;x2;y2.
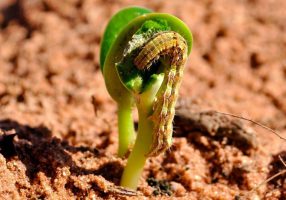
100;7;192;189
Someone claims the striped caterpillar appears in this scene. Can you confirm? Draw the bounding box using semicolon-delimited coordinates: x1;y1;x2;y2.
134;31;188;156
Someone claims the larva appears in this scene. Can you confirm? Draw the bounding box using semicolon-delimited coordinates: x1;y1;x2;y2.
134;31;188;156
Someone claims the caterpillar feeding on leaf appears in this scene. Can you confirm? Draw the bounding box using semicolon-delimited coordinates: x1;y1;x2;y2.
134;31;188;156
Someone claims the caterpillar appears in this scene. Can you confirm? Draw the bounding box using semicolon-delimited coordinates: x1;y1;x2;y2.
134;31;188;156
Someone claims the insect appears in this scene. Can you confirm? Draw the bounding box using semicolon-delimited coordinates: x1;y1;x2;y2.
134;31;188;156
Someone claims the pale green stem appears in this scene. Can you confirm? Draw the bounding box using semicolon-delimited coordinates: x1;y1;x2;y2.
120;74;164;189
118;103;135;157
120;107;153;189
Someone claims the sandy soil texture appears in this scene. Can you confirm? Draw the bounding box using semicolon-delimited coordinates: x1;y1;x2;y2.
0;0;286;199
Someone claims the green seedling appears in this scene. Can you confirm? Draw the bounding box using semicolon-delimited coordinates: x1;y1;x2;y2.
100;7;192;189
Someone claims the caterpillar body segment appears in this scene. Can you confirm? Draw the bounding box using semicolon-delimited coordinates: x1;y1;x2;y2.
134;31;188;156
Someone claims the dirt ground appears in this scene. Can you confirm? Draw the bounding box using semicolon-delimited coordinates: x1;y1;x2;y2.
0;0;286;199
